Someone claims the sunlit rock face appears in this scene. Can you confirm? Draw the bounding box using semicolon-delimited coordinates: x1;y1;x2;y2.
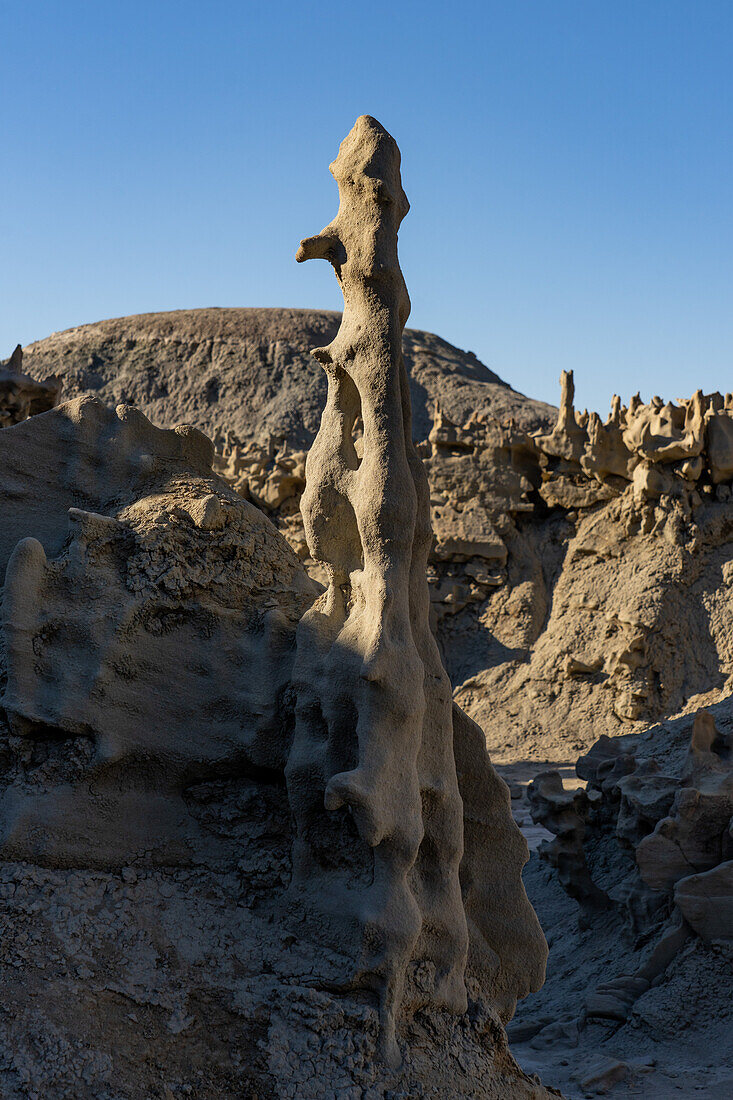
288;114;546;1063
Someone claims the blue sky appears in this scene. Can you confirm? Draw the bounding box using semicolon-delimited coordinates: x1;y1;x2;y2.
2;1;731;411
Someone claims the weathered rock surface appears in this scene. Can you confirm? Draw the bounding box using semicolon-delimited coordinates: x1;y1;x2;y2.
527;772;609;911
0;399;322;1097
454;378;733;764
0;396;315;869
26;316;733;772
675;860;733;942
0;343;61;426
289;117;470;1064
524;705;732;1029
23;309;553;447
512;703;733;1099
0;119;553;1099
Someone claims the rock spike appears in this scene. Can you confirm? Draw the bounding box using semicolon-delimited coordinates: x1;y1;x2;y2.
286;115;468;1064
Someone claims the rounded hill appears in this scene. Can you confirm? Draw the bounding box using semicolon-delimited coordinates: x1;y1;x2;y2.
23;307;554;444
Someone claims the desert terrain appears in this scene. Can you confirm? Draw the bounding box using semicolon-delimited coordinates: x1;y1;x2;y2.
1;113;731;1098
3;298;728;1096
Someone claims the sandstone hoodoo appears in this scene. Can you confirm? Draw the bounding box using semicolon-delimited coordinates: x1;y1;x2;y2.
289;116;470;1064
0;119;552;1098
287;113;546;1070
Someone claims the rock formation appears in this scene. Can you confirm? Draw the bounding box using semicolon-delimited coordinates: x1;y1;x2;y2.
509;703;733;1098
0;343;61;426
287;113;545;1069
527;706;732;1027
527;772;609;912
288;115;467;1063
12;116;733;1097
454;372;733;763
534;370;730;500
0;119;552;1097
0;395;315;868
29;312;733;770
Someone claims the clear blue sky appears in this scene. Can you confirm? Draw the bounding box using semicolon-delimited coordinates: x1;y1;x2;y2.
2;1;731;412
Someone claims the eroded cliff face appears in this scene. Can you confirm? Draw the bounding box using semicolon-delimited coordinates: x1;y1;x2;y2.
452;374;733;764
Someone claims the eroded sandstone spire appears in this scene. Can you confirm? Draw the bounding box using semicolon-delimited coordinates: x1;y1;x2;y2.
287;115;468;1062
